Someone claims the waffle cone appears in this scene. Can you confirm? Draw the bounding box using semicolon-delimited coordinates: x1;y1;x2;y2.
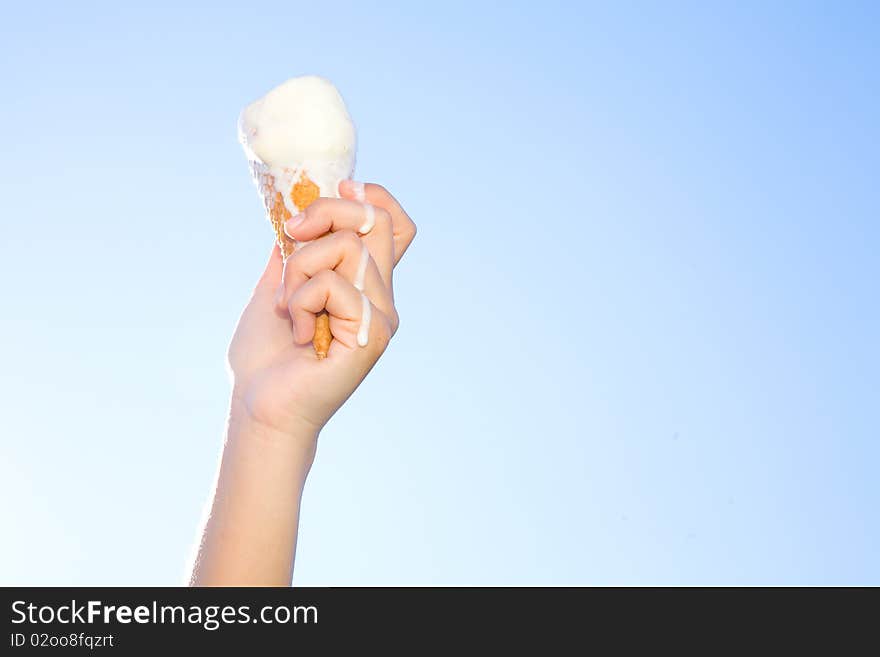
256;168;332;359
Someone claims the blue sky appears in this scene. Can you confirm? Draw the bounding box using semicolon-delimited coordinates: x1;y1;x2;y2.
0;1;877;584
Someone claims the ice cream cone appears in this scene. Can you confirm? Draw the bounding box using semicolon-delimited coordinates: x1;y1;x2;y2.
240;76;357;360
251;163;334;358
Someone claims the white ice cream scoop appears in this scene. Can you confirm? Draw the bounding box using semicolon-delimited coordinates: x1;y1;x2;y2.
239;75;357;218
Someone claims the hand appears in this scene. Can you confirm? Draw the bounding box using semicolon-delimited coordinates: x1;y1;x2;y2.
227;180;416;439
193;181;414;585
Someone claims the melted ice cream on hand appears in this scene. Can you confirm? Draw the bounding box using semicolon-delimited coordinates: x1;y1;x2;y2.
239;75;357;217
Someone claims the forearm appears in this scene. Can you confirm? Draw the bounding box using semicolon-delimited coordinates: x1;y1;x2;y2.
190;401;317;586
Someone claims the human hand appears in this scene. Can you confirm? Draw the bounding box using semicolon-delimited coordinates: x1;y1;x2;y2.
227;180;416;440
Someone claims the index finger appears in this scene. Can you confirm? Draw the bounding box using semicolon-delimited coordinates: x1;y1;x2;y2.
339;180;417;264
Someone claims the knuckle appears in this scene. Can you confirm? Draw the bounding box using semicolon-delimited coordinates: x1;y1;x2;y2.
313;268;337;286
336;228;361;251
376;207;393;229
367;182;389;200
371;315;394;353
405;219;417;240
388;307;400;335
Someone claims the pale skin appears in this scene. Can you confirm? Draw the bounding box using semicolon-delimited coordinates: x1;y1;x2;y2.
190;180;416;586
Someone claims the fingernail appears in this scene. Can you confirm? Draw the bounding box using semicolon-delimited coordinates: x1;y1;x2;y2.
343;179;366;202
358;203;376;234
339;178;364;201
283;214;305;238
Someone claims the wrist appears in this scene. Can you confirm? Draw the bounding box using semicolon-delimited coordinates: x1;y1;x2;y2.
226;396;320;482
229;383;323;439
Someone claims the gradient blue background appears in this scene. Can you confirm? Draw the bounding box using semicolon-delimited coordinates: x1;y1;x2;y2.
1;1;877;585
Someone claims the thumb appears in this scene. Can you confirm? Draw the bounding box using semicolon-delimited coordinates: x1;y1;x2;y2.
254;242;284;294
